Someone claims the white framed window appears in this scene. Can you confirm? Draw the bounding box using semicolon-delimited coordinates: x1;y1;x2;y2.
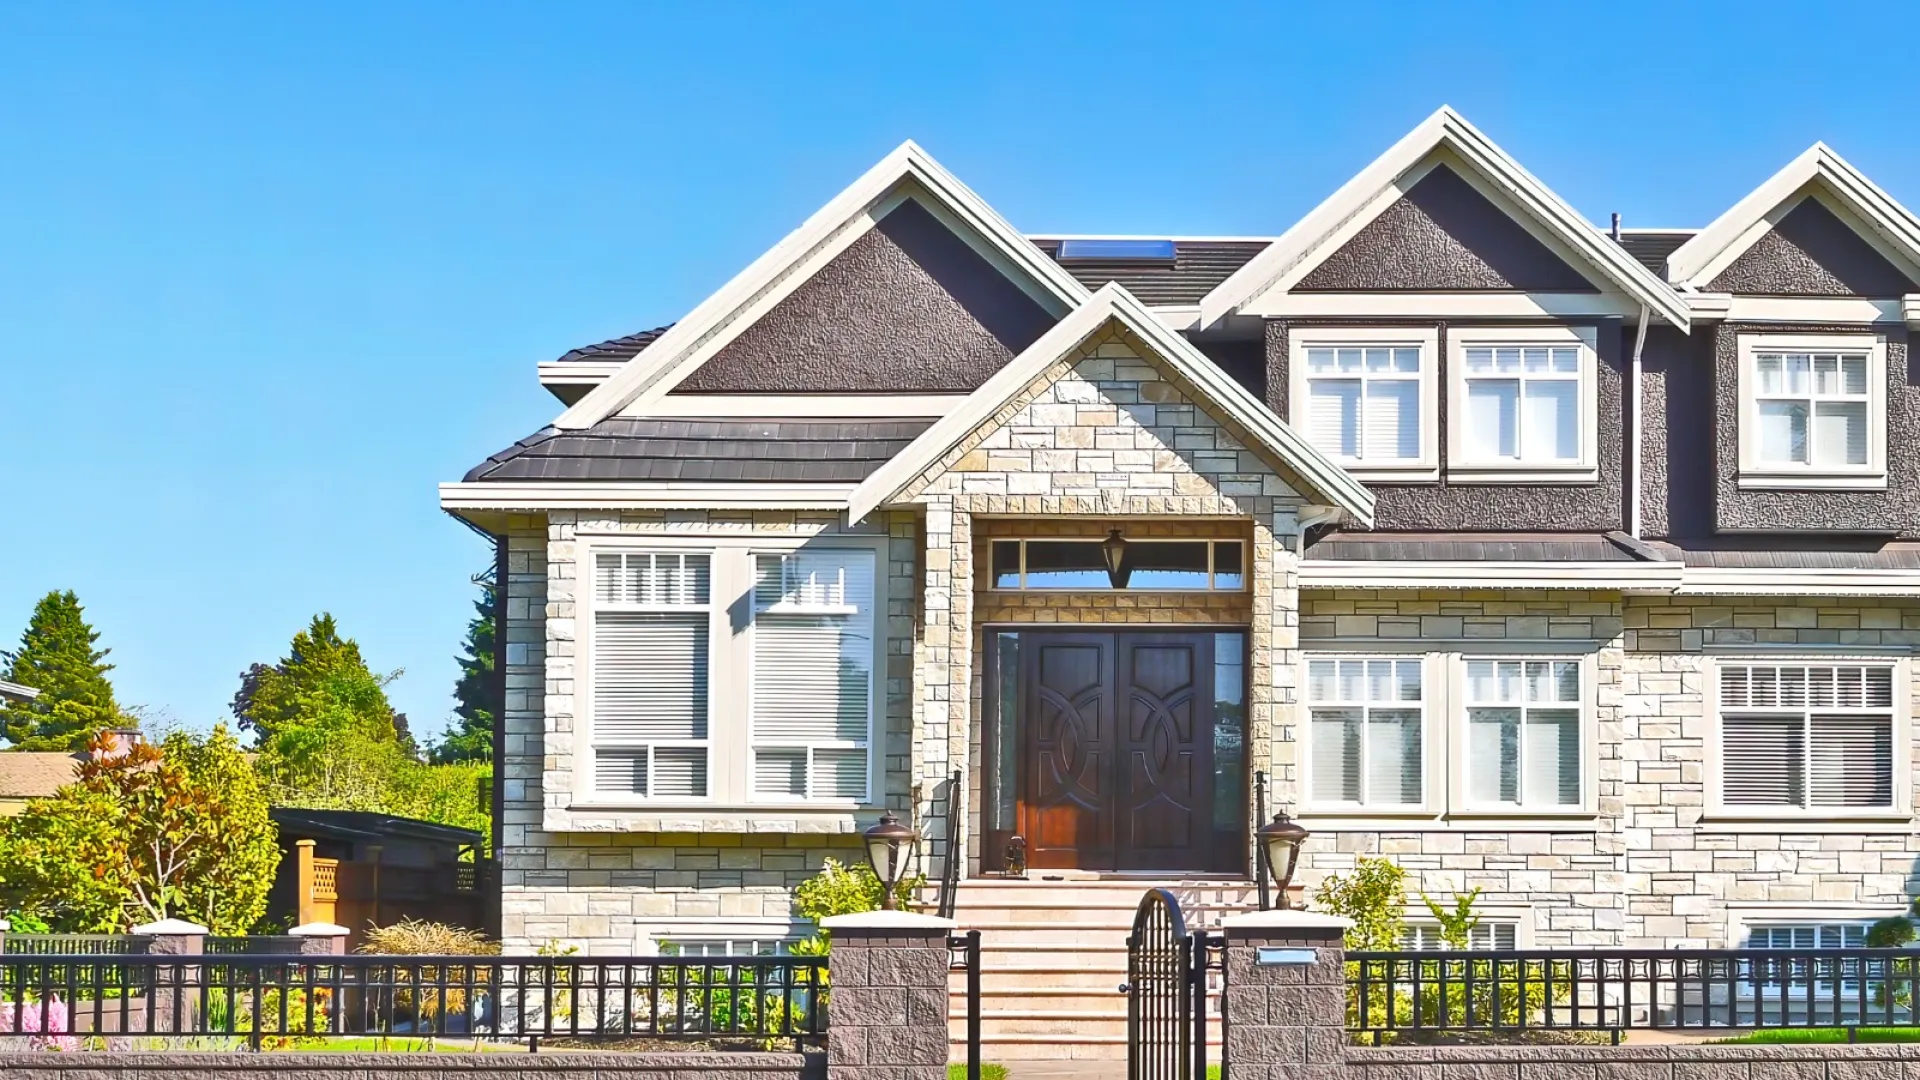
658;936;798;958
750;549;877;802
589;551;714;799
1746;924;1867;950
1714;661;1899;814
1402;922;1518;951
1737;334;1886;489
1289;327;1439;481
1447;325;1599;482
580;536;885;808
1462;658;1583;810
1304;656;1426;810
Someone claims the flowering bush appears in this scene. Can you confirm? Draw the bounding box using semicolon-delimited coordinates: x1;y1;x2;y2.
0;995;79;1051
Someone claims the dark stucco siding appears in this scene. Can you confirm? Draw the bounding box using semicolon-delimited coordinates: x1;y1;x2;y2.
1266;317;1626;531
1712;322;1919;535
675;198;1056;394
1708;198;1918;297
1637;325;1715;540
1192;337;1266;401
1295;164;1597;293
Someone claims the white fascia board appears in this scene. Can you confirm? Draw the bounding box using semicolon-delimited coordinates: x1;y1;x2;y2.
0;679;39;703
437;481;854;512
1668;144;1920;288
1300;560;1683;592
539;361;624;386
1720;296;1902;324
1246;290;1641;320
1198;106;1690;330
629;394;964;419
552;142;1089;431
844;282;1376;527
1677;566;1920;597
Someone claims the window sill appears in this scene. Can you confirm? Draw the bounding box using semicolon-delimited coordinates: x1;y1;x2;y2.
1332;465;1441;484
1698;811;1911;834
545;805;886;835
1736;471;1888;492
1443;467;1599;485
1299;812;1598;833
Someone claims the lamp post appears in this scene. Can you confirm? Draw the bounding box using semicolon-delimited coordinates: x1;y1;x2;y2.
1100;528;1130;589
1256;811;1310;910
863;810;919;911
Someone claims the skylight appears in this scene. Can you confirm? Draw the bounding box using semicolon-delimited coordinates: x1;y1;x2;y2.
1054;239;1177;262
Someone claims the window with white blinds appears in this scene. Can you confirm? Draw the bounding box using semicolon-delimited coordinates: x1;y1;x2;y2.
1746;924;1867;950
1718;663;1895;811
1300;344;1425;463
1464;659;1582;809
1458;345;1582;464
1402;922;1518;951
1750;352;1870;468
750;549;876;802
591;551;713;799
1306;657;1425;808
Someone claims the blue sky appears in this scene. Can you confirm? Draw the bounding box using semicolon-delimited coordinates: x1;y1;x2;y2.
1;1;1914;743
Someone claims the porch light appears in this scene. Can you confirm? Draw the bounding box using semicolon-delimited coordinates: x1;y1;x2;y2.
1257;812;1310;910
1101;529;1130;589
863;810;919;911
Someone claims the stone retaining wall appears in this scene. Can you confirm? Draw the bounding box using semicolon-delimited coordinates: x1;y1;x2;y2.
1349;1044;1920;1080
0;1051;822;1080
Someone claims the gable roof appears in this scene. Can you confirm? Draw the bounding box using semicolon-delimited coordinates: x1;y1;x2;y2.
1197;107;1690;329
1665;143;1920;291
464;418;932;484
846;282;1376;526
0;752;77;801
554;141;1090;431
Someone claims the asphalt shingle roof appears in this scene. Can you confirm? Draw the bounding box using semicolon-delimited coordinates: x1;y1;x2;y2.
464;418;933;484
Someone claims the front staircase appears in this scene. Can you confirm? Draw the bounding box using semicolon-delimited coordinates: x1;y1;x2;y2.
930;878;1258;1062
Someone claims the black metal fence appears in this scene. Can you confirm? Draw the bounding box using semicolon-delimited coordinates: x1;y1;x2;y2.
1351;948;1920;1042
0;951;827;1051
949;931;981;1080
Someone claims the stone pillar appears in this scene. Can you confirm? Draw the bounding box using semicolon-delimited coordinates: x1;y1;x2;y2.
823;910;954;1080
133;918;208;1034
288;921;350;956
294;839;318;925
1220;908;1352;1078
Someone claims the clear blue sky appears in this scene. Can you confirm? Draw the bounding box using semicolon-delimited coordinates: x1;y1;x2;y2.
2;1;1913;744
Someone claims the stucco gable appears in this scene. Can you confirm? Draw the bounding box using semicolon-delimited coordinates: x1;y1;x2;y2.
897;323;1303;513
1706;196;1919;297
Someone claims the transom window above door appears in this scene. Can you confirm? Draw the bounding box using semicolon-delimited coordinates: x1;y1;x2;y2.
1289;327;1439;481
1447;326;1598;482
990;538;1245;591
1736;334;1886;490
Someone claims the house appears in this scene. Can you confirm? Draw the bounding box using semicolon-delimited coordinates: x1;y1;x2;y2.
0;726;139;815
444;106;1920;1055
267;808;486;949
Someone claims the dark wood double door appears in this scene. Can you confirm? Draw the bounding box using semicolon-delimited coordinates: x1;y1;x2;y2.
996;631;1245;874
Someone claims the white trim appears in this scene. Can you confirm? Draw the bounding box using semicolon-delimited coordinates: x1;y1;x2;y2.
540;360;625;386
1446;324;1600;482
1718;296;1903;324
439;481;855;512
1300;652;1435;815
1449;652;1596;816
0;680;39;704
1677;566;1920;597
1668;143;1920;289
1299;560;1682;592
844;282;1377;527
1735;332;1886;490
1722;903;1907;949
1249;291;1643;320
628;394;964;419
1287;326;1441;481
1026;233;1281;243
555;142;1089;430
1199;107;1690;330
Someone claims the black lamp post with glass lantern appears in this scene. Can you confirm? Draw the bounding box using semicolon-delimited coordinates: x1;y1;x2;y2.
863;810;919;911
1256;811;1310;910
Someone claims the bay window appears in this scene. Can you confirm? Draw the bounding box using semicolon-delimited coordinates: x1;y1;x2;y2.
1737;334;1885;489
1447;326;1598;481
1716;662;1897;813
583;539;881;806
1290;328;1438;480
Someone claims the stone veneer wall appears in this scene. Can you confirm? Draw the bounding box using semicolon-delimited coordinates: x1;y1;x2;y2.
893;323;1306;876
497;510;916;953
1293;587;1920;949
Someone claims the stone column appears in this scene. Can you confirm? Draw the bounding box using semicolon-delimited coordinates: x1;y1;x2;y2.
823;910;954;1080
132;917;208;1034
1219;908;1352;1079
288;921;350;956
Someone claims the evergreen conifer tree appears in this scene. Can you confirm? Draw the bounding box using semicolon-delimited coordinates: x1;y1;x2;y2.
0;590;123;751
432;577;496;765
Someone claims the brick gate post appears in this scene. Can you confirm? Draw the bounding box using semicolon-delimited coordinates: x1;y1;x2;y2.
1219;908;1352;1078
132;917;209;1035
823;910;955;1080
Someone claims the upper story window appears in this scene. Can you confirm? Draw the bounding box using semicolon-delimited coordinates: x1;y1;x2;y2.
990;538;1245;591
1716;661;1899;814
1289;327;1439;481
1447;326;1599;482
584;540;881;807
1737;334;1886;490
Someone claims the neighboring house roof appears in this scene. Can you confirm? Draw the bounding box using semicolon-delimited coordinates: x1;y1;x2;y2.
554;140;1091;430
1666;143;1920;290
1198;106;1691;329
1610;230;1696;277
553;326;673;364
270;807;483;847
1305;531;1648;563
1028;237;1273;306
846;282;1377;527
0;753;80;801
0;680;39;704
464;418;933;484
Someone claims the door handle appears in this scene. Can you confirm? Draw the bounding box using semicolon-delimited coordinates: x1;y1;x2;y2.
1117;983;1130;994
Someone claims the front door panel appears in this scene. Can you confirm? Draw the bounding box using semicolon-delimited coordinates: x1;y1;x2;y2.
1115;634;1214;872
1021;634;1116;870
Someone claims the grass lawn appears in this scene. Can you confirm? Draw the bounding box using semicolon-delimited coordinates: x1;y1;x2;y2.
1716;1028;1920;1045
948;1065;1008;1080
274;1036;501;1053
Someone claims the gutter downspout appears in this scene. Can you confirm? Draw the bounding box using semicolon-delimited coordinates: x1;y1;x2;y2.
1294;505;1344;557
1629;304;1651;539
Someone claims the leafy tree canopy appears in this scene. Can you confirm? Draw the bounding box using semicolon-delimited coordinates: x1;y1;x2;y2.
234;613;414;752
432;575;496;765
0;726;279;933
1;590;125;751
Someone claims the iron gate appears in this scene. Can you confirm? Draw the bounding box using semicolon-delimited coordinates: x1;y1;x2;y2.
1122;888;1219;1080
